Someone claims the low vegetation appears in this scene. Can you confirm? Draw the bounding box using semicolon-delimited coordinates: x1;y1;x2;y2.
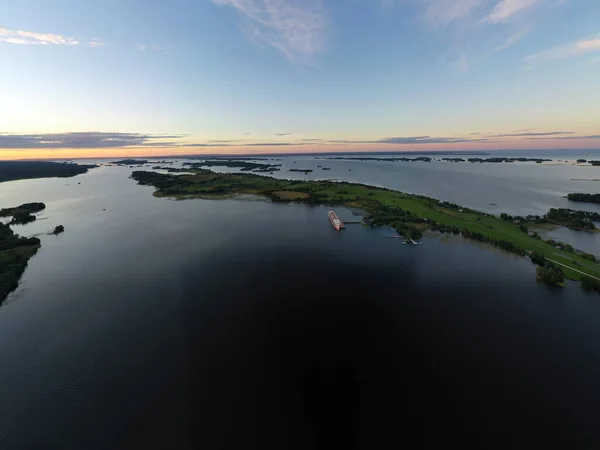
0;221;41;303
110;159;149;165
536;265;565;286
0;161;96;183
567;193;600;204
271;191;310;201
130;169;600;288
0;203;46;225
501;208;600;232
320;156;551;164
323;156;432;162
183;161;281;172
466;157;551;164
581;275;600;291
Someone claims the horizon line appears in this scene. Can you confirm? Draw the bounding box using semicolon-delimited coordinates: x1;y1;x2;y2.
4;148;600;162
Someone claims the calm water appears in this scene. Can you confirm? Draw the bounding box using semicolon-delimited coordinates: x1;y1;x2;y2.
1;161;600;448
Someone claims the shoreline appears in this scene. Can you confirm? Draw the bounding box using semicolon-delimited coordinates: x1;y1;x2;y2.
131;169;600;289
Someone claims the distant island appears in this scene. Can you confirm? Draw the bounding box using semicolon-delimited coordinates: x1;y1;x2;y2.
0;161;96;183
320;156;553;164
0;203;46;225
567;193;600;204
183;160;281;173
0;217;41;303
110;159;149;165
131;169;600;290
289;169;313;174
323;156;432;162
53;225;65;235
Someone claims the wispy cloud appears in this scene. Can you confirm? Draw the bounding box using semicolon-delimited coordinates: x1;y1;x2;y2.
422;0;483;27
274;132;292;136
492;27;532;53
525;134;600;140
0;132;184;149
137;44;148;51
454;54;471;74
484;0;542;23
379;136;489;144
413;0;564;73
526;35;600;65
181;141;298;147
330;136;491;145
247;142;294;146
212;0;327;62
0;28;101;46
492;131;575;137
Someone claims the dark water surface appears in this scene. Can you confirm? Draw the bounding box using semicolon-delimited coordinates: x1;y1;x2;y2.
1;165;600;448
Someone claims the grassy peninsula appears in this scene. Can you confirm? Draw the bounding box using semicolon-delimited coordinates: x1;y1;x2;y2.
0;221;41;303
131;169;600;288
0;161;96;183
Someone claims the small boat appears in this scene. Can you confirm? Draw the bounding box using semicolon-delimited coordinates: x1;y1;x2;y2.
328;210;345;231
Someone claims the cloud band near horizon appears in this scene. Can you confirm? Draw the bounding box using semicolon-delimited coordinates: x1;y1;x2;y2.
0;131;598;150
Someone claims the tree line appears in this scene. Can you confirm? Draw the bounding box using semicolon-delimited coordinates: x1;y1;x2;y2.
567;193;600;204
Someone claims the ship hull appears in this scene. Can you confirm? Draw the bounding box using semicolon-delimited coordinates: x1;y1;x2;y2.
328;211;345;231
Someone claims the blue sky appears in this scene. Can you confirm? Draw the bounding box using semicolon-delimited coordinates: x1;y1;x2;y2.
1;0;599;157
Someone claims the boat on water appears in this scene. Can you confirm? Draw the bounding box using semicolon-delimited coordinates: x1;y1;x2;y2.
328;210;345;231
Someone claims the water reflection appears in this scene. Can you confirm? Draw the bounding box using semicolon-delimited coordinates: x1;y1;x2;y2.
0;162;599;448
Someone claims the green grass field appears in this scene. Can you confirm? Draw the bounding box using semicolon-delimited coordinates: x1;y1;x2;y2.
134;169;600;285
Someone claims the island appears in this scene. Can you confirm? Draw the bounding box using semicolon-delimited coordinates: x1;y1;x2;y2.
0;220;41;303
289;169;314;174
0;202;46;225
130;169;600;289
0;161;96;183
567;193;600;204
323;156;432;162
320;156;551;164
183;161;281;172
110;159;149;165
466;157;551;164
53;225;65;235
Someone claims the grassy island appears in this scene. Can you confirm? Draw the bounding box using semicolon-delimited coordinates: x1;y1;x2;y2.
131;169;600;288
0;161;96;183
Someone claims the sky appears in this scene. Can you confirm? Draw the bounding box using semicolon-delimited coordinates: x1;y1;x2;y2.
1;0;599;159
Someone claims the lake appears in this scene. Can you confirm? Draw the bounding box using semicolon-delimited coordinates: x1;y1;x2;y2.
1;158;600;448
